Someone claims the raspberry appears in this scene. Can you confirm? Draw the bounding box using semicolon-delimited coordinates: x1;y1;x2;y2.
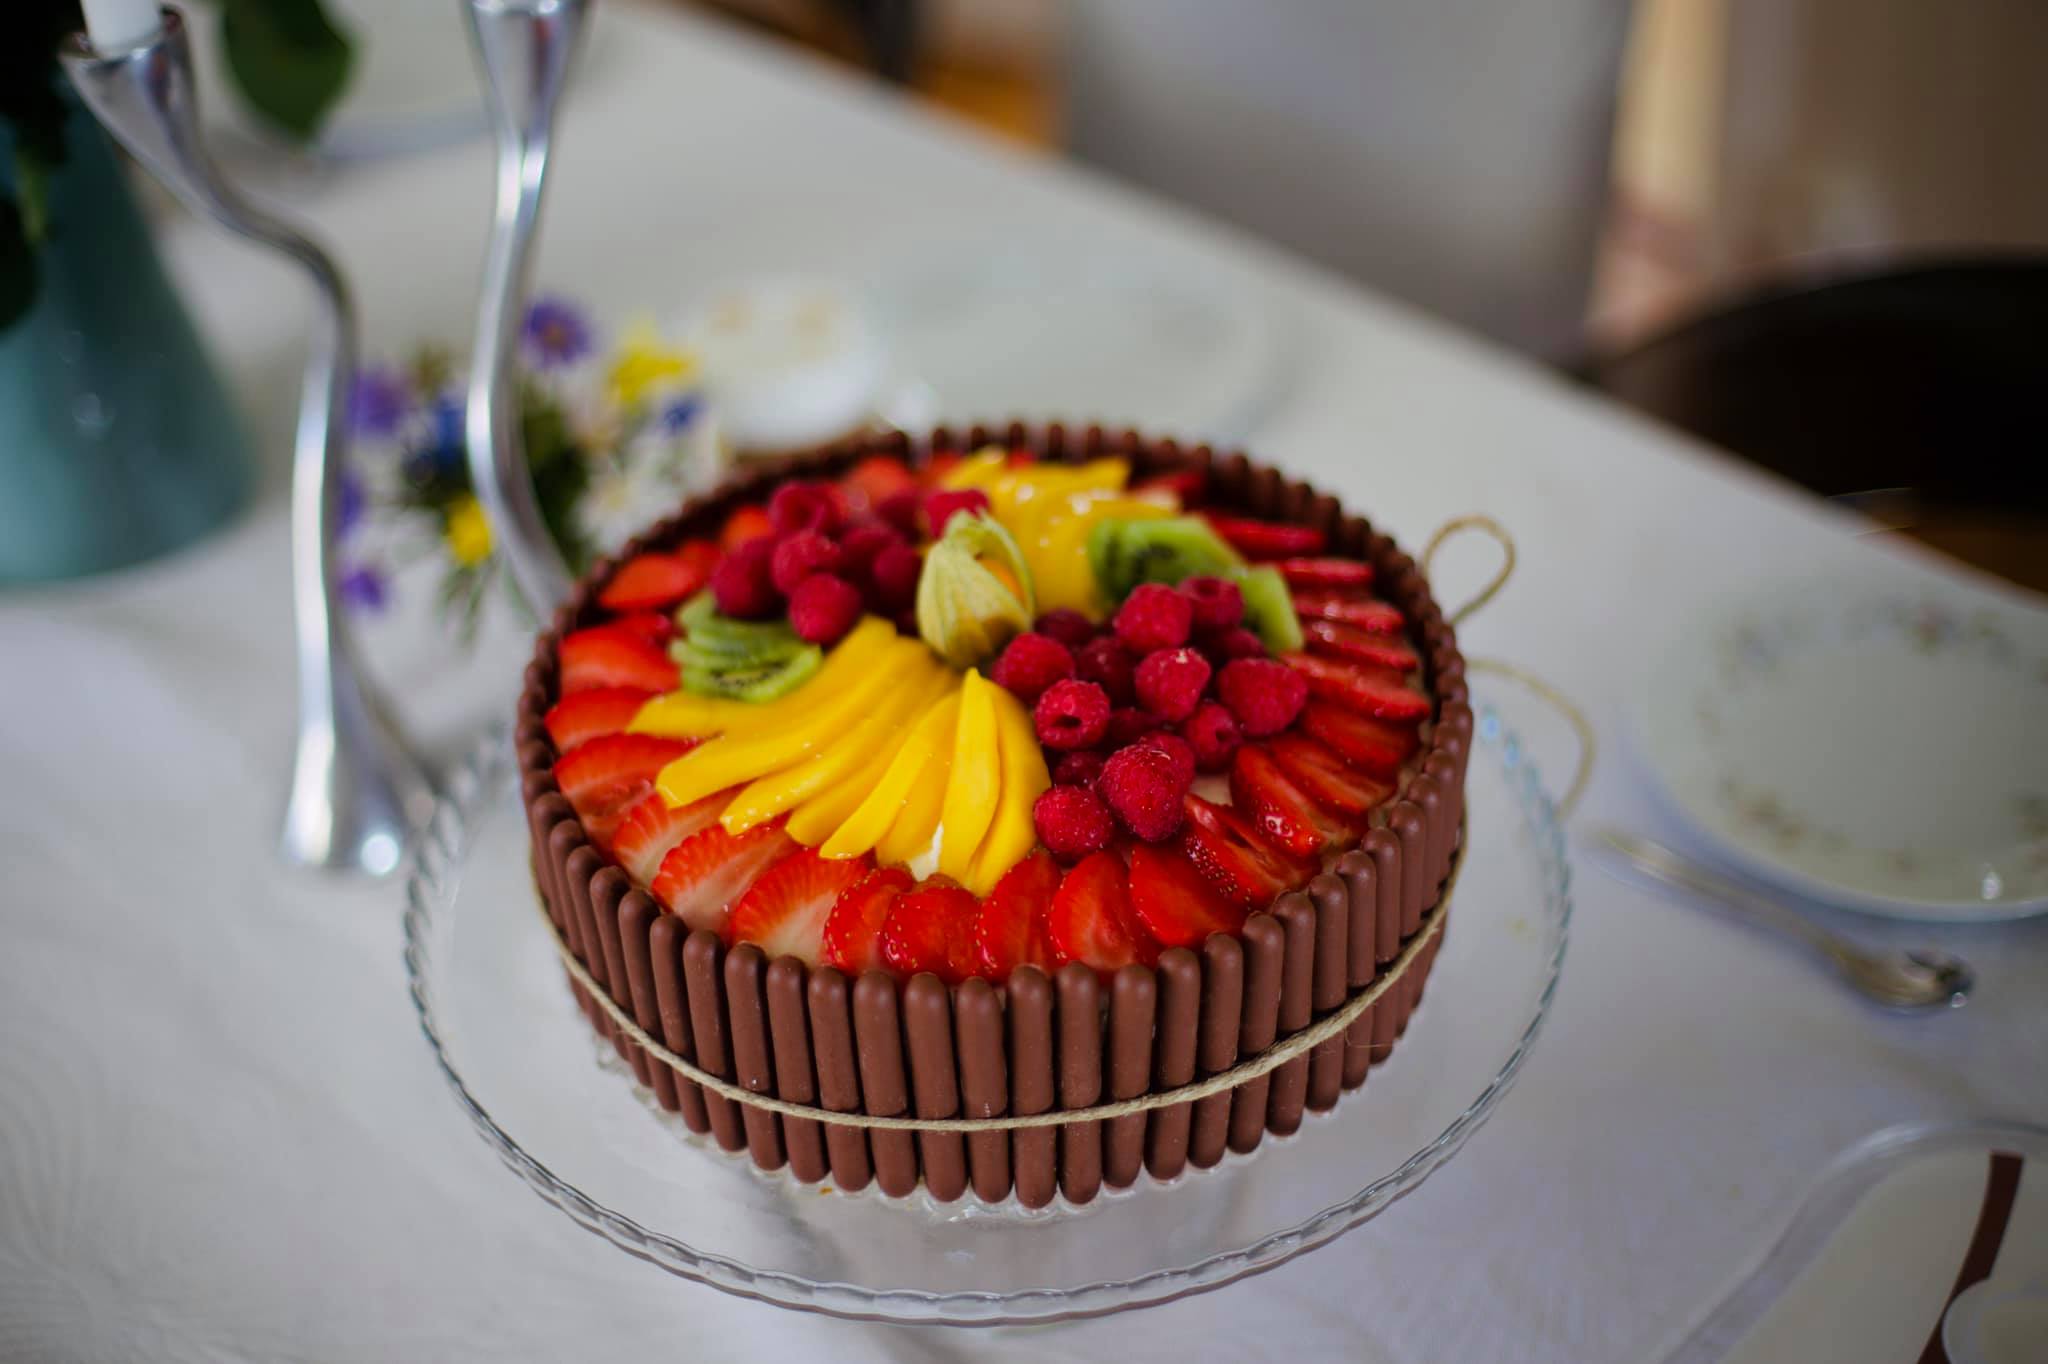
866;540;922;613
1106;706;1166;747
1075;636;1136;704
1134;646;1212;721
1216;657;1308;737
1182;701;1242;772
769;530;842;596
1114;582;1193;653
1052;750;1106;786
1033;679;1110;751
1134;731;1197;788
710;535;780;618
788;572;864;644
873;488;920;535
768;482;839;536
923;488;991;537
1034;608;1097;649
1198;625;1268;664
991;631;1076;703
838;522;902;580
1180;575;1244;630
1033;785;1115;862
1098;744;1189;842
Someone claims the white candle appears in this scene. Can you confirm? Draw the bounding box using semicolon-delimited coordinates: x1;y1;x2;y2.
81;0;162;52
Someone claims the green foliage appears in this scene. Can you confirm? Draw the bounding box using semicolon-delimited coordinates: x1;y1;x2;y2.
218;0;355;142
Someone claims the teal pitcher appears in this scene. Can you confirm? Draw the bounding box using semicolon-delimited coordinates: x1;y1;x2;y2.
0;96;251;584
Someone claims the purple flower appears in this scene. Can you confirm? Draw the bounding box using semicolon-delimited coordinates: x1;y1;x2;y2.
349;366;412;438
337;467;367;538
521;296;593;369
339;563;389;612
659;394;703;434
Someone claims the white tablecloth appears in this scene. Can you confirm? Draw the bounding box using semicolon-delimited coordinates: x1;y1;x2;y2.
4;6;2044;1360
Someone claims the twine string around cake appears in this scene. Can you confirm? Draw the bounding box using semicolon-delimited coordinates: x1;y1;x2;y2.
538;861;1453;1133
1421;514;1517;628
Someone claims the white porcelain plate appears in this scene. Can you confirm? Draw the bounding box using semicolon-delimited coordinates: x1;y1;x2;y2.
1639;582;2048;920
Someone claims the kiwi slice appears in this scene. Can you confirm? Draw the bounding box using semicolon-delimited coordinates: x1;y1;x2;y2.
1088;516;1244;601
682;644;823;701
1230;564;1304;654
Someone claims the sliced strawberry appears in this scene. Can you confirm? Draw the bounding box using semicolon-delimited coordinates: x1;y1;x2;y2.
719;505;774;550
1230;744;1345;856
1276;557;1374;590
974;850;1059;979
1047;851;1159;974
879;883;981;984
1179;793;1314;907
1299;701;1421;778
727;848;872;961
1127;842;1246;948
676;538;722;577
1204;514;1326;561
1292;593;1406;635
1133;468;1206;505
838;455;918;514
1283;653;1432;724
559;624;679;693
650;821;796;934
600;551;711;611
1303;619;1420;673
543;685;655;752
607;612;677;646
553;734;695;845
610;788;732;884
822;866;913;975
1268;734;1395;829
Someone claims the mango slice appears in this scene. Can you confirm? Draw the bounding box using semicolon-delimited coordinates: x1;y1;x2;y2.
630;616;894;740
654;633;924;808
963;682;1052;895
722;660;950;833
936;670;1003;881
874;695;959;867
817;687;960;858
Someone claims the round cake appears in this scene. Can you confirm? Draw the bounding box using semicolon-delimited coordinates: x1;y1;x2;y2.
515;423;1470;1206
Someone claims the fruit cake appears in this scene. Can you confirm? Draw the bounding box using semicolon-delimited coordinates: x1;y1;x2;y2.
516;423;1471;1206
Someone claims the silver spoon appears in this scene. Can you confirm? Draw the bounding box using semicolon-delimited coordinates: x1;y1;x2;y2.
1593;828;1974;1011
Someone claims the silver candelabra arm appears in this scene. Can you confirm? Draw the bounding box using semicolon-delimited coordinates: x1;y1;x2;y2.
461;0;591;620
63;9;436;876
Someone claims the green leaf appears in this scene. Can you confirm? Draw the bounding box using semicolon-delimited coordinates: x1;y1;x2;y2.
0;196;35;330
218;0;355;142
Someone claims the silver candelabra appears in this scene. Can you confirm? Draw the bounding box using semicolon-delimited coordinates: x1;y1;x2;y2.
63;9;437;877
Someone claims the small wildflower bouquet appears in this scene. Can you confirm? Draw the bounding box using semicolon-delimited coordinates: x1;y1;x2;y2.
338;297;724;638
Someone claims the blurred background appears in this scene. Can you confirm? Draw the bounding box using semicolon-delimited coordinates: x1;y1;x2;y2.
6;0;2043;590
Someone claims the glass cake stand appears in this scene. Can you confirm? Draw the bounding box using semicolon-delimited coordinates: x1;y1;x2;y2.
403;704;1572;1324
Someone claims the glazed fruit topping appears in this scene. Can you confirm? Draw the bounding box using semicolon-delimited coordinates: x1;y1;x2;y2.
726;848;872;961
879;883;982;984
1214;657;1309;737
554;733;697;845
650;820;796;934
1275;557;1374;590
1283;653;1431;723
1178;793;1314;907
820;866;913;974
1298;701;1421;777
1302;618;1421;672
543;685;655;751
1032;783;1116;862
1203;514;1327;561
1046;851;1158;973
973;850;1060;977
992;631;1077;703
1292;592;1405;634
1127;841;1246;947
560;624;680;694
599;544;716;611
610;788;731;884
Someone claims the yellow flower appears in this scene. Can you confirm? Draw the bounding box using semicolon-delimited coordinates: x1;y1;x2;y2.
607;325;696;406
445;495;493;566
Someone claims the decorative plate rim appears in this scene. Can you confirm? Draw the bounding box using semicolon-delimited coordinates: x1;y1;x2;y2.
1635;580;2048;920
